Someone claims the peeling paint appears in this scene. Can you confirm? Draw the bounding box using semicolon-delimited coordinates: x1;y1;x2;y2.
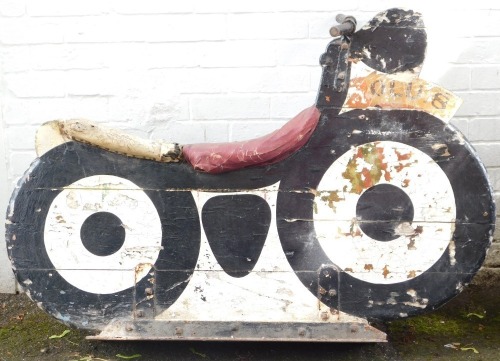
319;191;344;211
44;175;162;295
387;296;397;305
382;265;390;279
315;140;456;284
82;203;102;211
342;143;390;194
65;191;80;209
404;289;429;308
407;270;417;279
342;61;462;122
449;240;456;266
432;143;451;157
394;222;415;236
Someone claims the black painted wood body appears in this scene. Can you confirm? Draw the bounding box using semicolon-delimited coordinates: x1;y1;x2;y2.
5;8;495;331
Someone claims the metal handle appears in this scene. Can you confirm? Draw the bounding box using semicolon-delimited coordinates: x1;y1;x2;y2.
329;14;356;37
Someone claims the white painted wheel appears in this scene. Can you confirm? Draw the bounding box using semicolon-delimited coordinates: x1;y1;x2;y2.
44;175;162;294
314;141;456;284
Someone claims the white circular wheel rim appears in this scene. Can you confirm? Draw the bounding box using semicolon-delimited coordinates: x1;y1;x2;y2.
314;141;456;284
44;175;162;294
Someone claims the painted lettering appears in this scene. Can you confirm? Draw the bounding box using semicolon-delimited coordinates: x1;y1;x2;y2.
370;80;385;96
389;80;403;97
431;93;449;110
405;82;424;100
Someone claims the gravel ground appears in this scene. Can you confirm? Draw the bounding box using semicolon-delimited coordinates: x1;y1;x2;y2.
1;270;499;361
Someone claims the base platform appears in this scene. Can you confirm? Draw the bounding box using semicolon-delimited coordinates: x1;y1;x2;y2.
87;320;387;342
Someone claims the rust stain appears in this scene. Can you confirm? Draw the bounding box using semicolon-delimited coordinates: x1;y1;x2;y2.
344;267;354;272
135;263;154;276
395;149;412;162
320;191;343;211
394;150;416;172
325;95;331;102
364;264;374;271
342;143;390;194
382;265;390;279
136;264;147;274
407;270;417;279
407;226;422;250
55;215;66;223
402;179;410;188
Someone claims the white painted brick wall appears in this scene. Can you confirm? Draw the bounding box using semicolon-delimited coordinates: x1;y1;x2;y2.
1;0;500;292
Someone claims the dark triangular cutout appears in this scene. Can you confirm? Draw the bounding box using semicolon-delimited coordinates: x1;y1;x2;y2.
202;194;271;278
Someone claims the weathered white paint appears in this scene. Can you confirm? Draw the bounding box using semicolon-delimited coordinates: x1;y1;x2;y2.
314;141;456;284
160;183;364;323
44;175;162;294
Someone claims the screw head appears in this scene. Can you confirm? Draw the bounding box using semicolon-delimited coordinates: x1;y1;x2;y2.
328;289;337;297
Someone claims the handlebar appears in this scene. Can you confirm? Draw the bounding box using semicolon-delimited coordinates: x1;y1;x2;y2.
329;14;356;37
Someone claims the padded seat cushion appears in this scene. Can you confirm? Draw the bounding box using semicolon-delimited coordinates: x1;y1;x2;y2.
183;105;321;173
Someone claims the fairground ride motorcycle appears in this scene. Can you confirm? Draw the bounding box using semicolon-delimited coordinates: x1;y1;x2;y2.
5;8;495;341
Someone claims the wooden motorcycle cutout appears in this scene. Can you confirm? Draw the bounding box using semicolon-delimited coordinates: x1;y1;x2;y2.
5;9;495;341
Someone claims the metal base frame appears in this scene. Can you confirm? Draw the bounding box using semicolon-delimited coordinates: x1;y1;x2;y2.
87;320;387;342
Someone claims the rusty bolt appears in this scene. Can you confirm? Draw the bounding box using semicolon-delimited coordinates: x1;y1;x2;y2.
320;311;330;321
318;287;327;295
341;42;349;50
337;71;346;80
350;324;359;333
145;287;153;296
328;289;337;297
298;327;306;336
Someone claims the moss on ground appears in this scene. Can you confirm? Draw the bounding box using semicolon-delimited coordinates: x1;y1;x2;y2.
385;282;500;360
0;303;91;360
1;277;499;361
388;313;465;339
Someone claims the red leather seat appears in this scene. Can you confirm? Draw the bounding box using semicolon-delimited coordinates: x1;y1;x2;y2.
183;106;321;173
